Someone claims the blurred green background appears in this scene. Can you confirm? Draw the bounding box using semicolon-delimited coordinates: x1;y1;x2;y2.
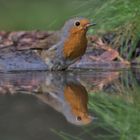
0;0;139;32
0;0;94;30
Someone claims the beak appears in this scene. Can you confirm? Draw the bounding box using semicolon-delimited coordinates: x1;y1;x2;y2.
85;23;96;29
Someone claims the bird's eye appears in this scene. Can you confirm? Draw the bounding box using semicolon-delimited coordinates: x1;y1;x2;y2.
74;21;80;26
76;116;82;121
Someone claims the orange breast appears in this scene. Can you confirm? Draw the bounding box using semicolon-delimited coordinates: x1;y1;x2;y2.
63;32;87;60
64;83;88;116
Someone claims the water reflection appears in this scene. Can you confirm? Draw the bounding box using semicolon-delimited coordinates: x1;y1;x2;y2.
35;72;92;125
1;69;139;139
0;71;119;126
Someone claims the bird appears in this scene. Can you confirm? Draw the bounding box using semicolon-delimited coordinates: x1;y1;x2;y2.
35;72;93;125
41;17;96;70
0;17;96;71
0;71;93;125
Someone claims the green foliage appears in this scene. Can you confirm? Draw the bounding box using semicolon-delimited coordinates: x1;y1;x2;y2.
88;88;140;140
53;71;140;140
53;86;140;140
80;0;140;60
81;0;140;32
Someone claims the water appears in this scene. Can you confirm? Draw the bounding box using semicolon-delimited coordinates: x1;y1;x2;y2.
0;69;140;140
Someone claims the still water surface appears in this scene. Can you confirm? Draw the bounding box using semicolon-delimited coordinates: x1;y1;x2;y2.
0;69;139;140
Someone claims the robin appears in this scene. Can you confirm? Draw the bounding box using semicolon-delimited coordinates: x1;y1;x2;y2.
0;17;95;71
41;17;96;70
35;72;93;125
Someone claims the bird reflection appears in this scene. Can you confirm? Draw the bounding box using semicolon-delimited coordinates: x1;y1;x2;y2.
64;82;91;124
35;72;93;125
0;71;119;125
